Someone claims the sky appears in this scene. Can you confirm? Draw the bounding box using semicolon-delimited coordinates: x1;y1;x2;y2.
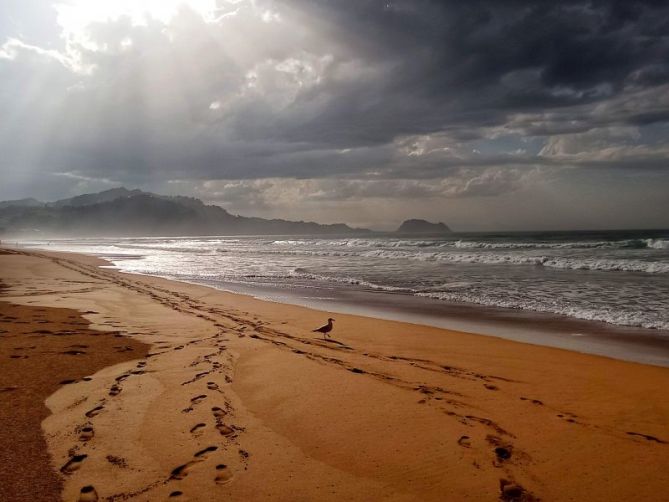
1;0;668;231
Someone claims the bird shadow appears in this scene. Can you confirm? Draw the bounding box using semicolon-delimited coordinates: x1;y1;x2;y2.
316;338;352;349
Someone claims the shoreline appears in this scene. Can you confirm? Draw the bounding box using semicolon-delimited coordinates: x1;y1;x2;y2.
1;248;668;501
170;275;669;367
35;244;669;367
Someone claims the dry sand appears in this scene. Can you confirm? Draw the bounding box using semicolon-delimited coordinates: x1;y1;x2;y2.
0;248;667;501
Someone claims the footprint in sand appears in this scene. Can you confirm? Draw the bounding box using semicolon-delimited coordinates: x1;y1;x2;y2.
115;374;129;384
215;464;233;484
61;454;88;474
195;446;218;458
499;479;535;501
457;435;471;448
190;423;206;436
78;485;98;502
79;426;94;442
182;395;207;413
216;423;235;436
169;446;218;480
85;405;105;418
556;413;578;424
626;432;667;444
182;371;211;385
169;491;183;498
494;446;512;461
192;395;207;404
212;406;226;419
106;455;128;468
520;397;544;405
212;407;236;436
109;384;122;397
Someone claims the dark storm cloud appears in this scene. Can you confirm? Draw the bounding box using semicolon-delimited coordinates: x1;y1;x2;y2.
273;0;669;144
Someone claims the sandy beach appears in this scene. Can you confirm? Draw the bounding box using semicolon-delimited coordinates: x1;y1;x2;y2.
1;247;668;501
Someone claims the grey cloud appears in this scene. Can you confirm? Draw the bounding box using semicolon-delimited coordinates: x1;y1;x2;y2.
174;167;539;209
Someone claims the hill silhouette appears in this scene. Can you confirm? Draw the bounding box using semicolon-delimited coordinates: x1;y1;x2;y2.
0;188;368;237
395;219;451;235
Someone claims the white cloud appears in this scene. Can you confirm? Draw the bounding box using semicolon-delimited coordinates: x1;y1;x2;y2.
539;126;640;157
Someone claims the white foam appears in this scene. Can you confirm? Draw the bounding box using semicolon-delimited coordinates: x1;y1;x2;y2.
646;238;669;250
416;291;669;330
453;238;667;250
359;249;669;274
18;234;669;332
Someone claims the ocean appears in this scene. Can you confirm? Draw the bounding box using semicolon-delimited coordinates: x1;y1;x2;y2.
20;229;669;335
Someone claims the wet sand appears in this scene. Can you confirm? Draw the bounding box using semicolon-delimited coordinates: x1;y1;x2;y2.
205;278;669;367
1;248;668;501
0;279;149;501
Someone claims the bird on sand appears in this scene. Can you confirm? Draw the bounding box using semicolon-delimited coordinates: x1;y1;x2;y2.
313;318;335;339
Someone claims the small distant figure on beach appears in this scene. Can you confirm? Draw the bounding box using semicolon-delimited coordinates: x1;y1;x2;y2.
313;318;335;339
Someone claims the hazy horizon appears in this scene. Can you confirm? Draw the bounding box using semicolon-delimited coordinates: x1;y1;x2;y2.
3;186;669;233
1;1;668;231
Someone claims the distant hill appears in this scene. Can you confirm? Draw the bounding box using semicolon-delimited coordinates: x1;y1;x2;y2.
0;198;44;209
395;219;451;234
48;187;143;208
0;188;369;237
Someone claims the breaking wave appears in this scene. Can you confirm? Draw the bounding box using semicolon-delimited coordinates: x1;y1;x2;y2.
417;290;669;330
238;268;669;330
452;238;669;250
18;231;669;332
267;237;669;251
253;248;669;274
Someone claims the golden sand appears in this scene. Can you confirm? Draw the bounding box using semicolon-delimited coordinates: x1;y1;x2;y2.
0;248;667;501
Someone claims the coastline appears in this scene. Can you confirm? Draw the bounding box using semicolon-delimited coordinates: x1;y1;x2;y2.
1;247;668;501
173;276;669;367
17;235;669;367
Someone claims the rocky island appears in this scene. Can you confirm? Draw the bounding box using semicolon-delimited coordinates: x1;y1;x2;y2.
395;219;451;234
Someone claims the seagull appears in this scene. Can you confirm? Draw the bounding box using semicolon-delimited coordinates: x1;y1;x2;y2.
313;318;335;339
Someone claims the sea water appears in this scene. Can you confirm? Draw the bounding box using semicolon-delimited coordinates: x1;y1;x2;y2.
21;229;669;333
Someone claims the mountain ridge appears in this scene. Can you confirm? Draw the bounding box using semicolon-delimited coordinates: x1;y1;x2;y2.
0;188;369;237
